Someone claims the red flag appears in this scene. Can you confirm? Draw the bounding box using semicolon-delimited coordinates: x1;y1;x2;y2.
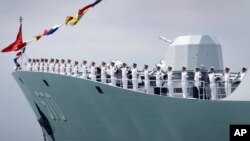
1;24;25;52
15;24;23;43
14;42;27;51
78;0;102;15
78;4;92;15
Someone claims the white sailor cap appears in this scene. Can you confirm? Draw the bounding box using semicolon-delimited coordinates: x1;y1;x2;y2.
156;63;161;67
210;66;214;69
210;67;215;71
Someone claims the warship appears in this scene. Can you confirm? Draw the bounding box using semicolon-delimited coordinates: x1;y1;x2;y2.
12;35;250;141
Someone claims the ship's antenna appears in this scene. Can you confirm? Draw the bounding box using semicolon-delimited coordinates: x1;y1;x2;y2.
159;36;172;44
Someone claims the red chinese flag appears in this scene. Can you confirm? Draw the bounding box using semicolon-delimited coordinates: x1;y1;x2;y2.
14;42;27;51
1;24;24;52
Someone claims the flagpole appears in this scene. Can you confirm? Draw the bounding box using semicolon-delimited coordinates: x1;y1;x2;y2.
19;16;23;69
19;16;23;24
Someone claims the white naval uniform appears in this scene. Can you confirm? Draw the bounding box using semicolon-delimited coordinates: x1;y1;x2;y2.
144;69;150;93
121;67;128;89
208;72;216;100
54;63;60;74
194;71;202;88
81;65;88;79
110;66;117;86
89;66;96;81
132;68;138;91
101;66;107;83
60;63;66;75
32;63;36;71
49;63;55;73
44;63;49;72
27;62;32;71
223;72;231;96
40;63;44;72
73;65;79;77
167;71;174;97
156;70;162;87
34;62;39;72
239;72;246;81
181;71;188;98
66;63;72;76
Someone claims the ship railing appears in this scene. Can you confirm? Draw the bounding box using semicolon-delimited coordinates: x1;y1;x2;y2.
92;78;237;100
93;78;209;99
201;81;238;100
216;81;236;98
21;69;239;100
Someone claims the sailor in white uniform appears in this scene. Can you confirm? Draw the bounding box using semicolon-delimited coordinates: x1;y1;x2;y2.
110;61;117;86
39;58;44;72
181;67;189;98
49;59;55;73
32;59;36;71
89;61;96;81
208;67;217;100
239;67;247;81
66;59;72;76
222;67;231;96
73;61;79;77
101;62;107;83
80;60;88;79
155;66;162;88
167;66;174;97
131;63;139;91
60;59;66;75
54;59;60;74
194;67;202;88
121;63;129;89
44;59;49;72
144;65;150;93
34;59;40;72
26;58;32;71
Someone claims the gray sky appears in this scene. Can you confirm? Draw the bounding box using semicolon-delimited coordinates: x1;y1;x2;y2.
0;0;250;140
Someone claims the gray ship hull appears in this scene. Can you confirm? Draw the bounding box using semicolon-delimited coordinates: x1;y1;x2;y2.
12;71;250;141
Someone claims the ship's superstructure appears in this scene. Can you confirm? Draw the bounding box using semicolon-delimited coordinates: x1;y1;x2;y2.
165;35;223;71
12;35;250;141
